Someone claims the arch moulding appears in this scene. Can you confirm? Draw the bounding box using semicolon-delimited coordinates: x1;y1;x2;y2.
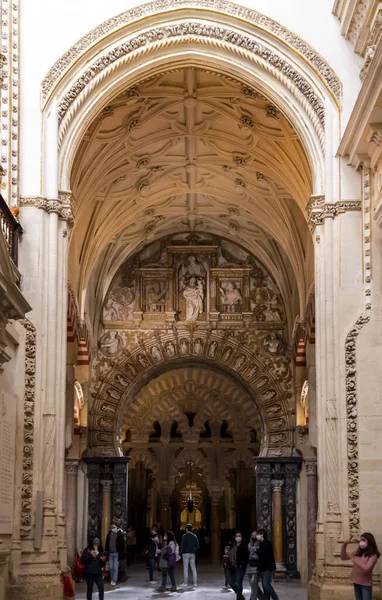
89;327;293;457
42;1;343;196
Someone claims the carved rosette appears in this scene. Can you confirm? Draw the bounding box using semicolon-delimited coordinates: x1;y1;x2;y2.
20;319;37;538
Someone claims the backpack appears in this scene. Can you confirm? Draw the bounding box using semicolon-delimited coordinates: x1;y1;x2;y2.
175;543;181;562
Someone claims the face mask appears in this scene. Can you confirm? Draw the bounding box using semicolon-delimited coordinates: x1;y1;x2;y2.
112;528;117;533
359;541;368;549
235;536;242;543
154;536;159;542
256;535;263;541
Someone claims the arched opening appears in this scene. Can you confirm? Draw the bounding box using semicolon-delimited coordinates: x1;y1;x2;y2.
54;1;338;584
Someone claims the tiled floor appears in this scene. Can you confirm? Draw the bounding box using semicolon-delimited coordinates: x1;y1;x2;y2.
76;563;307;599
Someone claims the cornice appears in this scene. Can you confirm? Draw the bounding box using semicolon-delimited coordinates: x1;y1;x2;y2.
42;0;342;105
307;195;362;230
20;191;73;222
337;36;382;163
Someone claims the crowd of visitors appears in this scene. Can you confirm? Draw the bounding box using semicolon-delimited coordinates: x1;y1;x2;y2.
77;523;380;600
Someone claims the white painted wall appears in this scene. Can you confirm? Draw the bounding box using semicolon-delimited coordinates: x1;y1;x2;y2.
19;0;362;195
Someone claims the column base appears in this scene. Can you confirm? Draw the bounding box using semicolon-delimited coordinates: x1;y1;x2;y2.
7;575;64;600
309;570;380;600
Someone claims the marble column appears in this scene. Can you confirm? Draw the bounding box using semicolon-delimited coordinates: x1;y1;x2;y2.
272;479;285;570
305;458;317;581
65;460;79;567
101;480;112;546
210;492;222;565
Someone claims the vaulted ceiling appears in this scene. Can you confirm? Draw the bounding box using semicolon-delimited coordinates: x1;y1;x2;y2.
69;68;313;323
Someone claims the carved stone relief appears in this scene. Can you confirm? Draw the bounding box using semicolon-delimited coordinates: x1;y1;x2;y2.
20;319;37;538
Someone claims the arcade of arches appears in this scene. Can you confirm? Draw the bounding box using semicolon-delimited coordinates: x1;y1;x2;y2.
1;2;382;600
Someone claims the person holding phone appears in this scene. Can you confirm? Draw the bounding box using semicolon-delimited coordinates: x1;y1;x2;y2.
81;537;107;600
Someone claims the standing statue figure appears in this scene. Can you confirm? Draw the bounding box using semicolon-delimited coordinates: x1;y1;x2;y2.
182;277;204;321
179;256;206;321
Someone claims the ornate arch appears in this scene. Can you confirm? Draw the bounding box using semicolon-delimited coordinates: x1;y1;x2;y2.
90;327;292;457
45;2;339;196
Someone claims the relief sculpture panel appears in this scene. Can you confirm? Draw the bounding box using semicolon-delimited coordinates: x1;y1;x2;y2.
100;233;285;329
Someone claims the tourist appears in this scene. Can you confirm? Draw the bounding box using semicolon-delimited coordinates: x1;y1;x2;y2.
181;523;199;587
81;537;107;600
341;532;380;600
105;522;125;586
222;545;231;588
145;530;161;584
228;531;249;600
126;526;137;564
256;529;278;600
157;531;178;592
248;531;264;600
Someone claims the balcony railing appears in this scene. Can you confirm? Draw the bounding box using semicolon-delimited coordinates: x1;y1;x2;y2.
0;194;22;266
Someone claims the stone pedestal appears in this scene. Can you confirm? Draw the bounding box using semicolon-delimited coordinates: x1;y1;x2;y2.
255;457;301;579
65;460;79;567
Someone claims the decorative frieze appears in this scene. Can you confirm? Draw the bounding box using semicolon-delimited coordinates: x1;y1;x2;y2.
20;193;73;222
42;0;342;105
19;319;37;538
307;195;361;230
55;22;326;132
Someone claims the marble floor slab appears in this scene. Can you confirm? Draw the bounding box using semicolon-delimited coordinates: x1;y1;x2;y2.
76;563;308;599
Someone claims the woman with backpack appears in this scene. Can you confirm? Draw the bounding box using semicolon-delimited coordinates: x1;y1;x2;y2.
157;531;178;592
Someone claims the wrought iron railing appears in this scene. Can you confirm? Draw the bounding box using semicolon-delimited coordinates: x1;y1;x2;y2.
0;194;22;266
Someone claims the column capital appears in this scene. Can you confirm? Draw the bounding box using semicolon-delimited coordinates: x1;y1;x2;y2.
271;479;284;493
65;460;79;476
307;194;361;231
101;479;112;491
304;458;317;477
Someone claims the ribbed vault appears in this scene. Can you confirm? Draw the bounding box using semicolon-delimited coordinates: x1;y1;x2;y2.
70;68;313;319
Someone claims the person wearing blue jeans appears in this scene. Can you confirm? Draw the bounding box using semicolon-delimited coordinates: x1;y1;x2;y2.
181;524;199;586
341;533;380;600
105;523;125;586
228;532;249;600
256;529;278;600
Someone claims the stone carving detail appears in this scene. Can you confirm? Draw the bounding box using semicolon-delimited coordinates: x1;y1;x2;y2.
325;399;340;514
284;462;300;575
256;462;272;532
42;0;342;104
345;314;370;538
103;275;135;321
307;196;361;230
56;23;327;129
20;195;73;222
99;330;124;357
20;319;37;538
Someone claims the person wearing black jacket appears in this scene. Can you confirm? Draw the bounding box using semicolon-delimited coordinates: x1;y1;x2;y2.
228;531;249;600
145;531;161;584
256;529;279;600
105;523;125;586
81;537;107;600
